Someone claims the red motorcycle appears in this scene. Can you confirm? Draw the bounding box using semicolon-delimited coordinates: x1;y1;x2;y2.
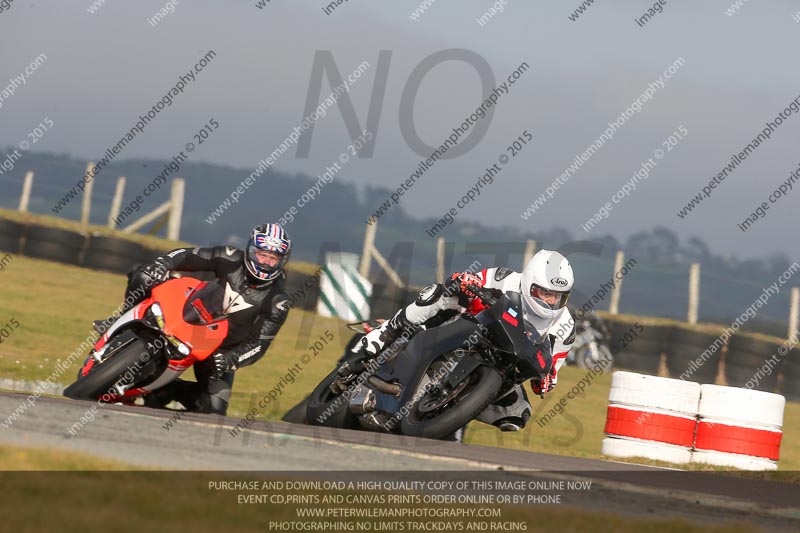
64;276;229;403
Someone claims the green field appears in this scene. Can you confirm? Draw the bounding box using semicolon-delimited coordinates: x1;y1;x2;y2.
1;254;798;471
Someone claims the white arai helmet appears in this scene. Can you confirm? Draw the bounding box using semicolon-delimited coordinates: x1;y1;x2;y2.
520;249;574;321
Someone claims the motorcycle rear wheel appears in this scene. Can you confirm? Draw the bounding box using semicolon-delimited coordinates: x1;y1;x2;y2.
63;339;150;401
400;365;501;440
305;367;360;429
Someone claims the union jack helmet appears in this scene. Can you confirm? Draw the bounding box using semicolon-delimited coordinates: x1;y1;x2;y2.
244;223;291;284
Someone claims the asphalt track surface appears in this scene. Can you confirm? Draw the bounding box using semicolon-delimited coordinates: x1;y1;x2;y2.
1;391;799;531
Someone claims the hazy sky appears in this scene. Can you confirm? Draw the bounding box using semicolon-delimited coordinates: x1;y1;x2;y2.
1;0;799;261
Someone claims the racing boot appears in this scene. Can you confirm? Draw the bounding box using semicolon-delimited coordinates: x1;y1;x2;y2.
331;311;415;393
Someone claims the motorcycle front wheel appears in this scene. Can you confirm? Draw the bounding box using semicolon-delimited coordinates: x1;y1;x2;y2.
400;365;501;440
64;339;151;401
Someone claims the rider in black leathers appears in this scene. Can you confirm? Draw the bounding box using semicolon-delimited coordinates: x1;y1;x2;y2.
95;223;292;415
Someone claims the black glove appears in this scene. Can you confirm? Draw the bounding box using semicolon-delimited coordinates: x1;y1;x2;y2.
140;261;170;284
211;352;237;379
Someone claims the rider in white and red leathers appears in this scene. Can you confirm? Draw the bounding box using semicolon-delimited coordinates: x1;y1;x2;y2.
347;249;576;432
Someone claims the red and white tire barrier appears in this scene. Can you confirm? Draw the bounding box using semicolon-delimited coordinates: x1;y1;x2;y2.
608;371;701;415
602;373;785;470
690;384;784;471
602;372;700;464
605;405;696;447
601;437;693;464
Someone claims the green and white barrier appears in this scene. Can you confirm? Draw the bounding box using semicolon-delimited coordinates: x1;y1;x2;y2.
316;252;372;321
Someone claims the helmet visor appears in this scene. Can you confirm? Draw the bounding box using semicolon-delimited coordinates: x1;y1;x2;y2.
247;234;289;277
530;284;570;311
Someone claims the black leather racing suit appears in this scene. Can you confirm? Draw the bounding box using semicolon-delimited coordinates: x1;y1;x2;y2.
125;245;290;415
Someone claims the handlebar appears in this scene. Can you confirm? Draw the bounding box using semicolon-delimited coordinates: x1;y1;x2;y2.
465;284;498;307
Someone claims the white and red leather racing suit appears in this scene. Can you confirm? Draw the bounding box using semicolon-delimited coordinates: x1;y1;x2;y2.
362;266;576;430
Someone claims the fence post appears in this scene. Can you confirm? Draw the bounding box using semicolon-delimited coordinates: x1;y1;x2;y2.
359;221;377;279
81;162;95;227
108;176;126;228
18;171;33;212
789;287;799;340
436;237;445;284
688;262;701;324
167;178;184;241
523;239;536;268
608;250;625;315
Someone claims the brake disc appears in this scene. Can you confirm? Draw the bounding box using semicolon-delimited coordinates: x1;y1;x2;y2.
417;366;470;413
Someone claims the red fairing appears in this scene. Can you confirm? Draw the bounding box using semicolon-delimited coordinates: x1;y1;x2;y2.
150;278;229;360
77;278;229;395
92;300;152;355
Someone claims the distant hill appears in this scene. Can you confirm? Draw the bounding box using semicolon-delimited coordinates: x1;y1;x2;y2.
0;149;794;333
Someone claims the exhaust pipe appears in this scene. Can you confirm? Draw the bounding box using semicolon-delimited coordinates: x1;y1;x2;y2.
367;376;402;396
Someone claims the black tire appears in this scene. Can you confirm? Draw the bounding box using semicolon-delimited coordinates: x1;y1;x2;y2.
83;235;145;273
609;323;669;374
781;350;800;402
671;329;719;346
282;397;310;424
668;342;720;383
26;226;86;248
63;339;150;401
613;338;662;373
615;323;672;343
400;365;502;440
664;330;722;383
604;319;626;346
83;251;135;274
0;219;25;238
728;334;778;354
0;235;20;254
86;234;145;256
725;335;782;391
725;344;781;392
305;368;360;429
141;248;169;263
0;219;25;253
23;240;82;265
726;361;778;391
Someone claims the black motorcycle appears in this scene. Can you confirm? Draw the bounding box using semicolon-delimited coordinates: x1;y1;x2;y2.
304;286;554;440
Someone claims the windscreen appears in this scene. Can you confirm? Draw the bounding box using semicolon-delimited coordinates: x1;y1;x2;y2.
183;279;227;325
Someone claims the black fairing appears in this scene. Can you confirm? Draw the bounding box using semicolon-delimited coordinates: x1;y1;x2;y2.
350;290;552;428
475;291;552;380
372;318;480;415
